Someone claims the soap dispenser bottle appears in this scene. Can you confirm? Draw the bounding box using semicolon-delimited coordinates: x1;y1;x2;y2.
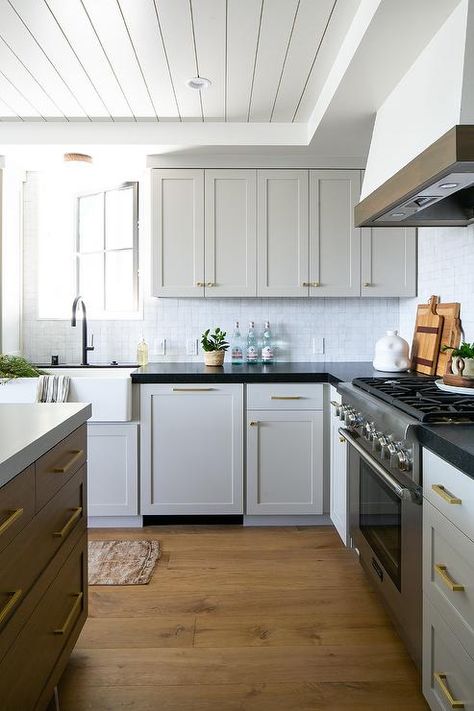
137;335;149;366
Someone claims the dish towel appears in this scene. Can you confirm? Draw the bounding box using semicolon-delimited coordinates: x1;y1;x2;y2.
36;375;70;403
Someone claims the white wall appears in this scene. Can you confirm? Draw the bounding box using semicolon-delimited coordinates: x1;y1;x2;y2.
21;172;398;365
361;0;471;198
399;225;474;345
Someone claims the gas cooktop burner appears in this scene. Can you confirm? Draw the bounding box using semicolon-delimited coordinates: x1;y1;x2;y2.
353;376;474;423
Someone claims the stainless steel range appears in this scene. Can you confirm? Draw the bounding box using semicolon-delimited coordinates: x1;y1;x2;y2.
337;375;474;671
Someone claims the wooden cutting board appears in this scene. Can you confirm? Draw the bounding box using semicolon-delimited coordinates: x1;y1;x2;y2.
416;297;462;376
411;296;445;375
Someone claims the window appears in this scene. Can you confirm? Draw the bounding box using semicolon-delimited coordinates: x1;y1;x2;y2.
76;182;139;315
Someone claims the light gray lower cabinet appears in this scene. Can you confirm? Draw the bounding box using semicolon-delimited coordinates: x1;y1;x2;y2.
246;385;324;515
140;384;243;515
329;385;348;544
87;422;138;517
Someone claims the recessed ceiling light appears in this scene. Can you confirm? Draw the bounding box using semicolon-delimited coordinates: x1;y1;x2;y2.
391;212;405;217
439;182;459;189
186;76;212;90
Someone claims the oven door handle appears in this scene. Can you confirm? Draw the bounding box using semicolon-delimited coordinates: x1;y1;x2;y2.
338;427;416;502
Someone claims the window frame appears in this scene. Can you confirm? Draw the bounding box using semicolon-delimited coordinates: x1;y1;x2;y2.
75;181;140;318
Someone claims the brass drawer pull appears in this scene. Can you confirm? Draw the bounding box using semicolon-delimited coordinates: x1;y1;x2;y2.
53;507;83;538
432;484;462;505
0;590;22;626
339;436;346;443
53;592;83;635
0;508;23;537
206;282;216;287
434;672;464;709
172;388;215;392
195;281;205;287
53;449;84;474
249;421;259;426
271;396;303;400
302;282;311;287
311;282;320;287
434;564;465;592
363;282;372;287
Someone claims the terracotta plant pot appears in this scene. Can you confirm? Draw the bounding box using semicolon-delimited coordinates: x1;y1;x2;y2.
204;350;225;367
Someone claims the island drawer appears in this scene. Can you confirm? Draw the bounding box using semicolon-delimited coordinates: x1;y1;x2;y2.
35;425;86;511
0;533;87;711
423;449;474;543
0;465;35;555
0;466;86;635
247;383;324;410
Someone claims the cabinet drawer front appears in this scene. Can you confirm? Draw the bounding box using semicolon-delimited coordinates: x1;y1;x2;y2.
0;467;85;632
424;449;474;542
423;596;474;710
36;425;86;511
0;534;86;711
424;499;474;659
0;465;35;555
247;383;323;410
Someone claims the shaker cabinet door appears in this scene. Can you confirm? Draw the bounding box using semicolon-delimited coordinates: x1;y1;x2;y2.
329;387;348;545
257;170;309;296
205;170;257;297
361;227;417;296
151;169;205;297
309;170;361;296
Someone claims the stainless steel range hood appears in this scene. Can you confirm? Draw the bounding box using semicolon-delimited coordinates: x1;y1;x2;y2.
355;125;474;227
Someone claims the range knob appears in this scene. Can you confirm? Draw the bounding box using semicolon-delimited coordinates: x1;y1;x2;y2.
395;443;412;472
363;421;376;440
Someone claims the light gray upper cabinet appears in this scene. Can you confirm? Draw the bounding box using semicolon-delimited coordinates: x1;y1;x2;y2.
152;169;205;297
257;170;309;297
309;170;361;296
205;170;257;297
361;227;417;296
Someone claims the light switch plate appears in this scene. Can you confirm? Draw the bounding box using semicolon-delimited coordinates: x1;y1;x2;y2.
186;338;198;356
312;337;325;355
154;338;166;356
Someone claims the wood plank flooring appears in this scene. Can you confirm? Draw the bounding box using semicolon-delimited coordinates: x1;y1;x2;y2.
59;525;428;710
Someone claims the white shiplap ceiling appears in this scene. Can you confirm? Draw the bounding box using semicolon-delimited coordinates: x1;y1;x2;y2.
0;0;341;123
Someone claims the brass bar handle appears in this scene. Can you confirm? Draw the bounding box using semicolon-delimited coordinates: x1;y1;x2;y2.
53;449;84;474
434;564;465;592
172;388;215;392
432;484;462;505
311;282;320;287
53;592;83;635
271;396;303;400
302;282;311;287
363;282;372;287
195;281;205;287
0;590;22;626
434;672;464;709
339;436;346;443
53;507;83;538
0;508;23;537
249;421;259;426
206;282;216;287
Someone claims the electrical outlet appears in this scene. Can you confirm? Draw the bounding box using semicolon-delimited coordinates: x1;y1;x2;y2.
312;337;325;355
154;338;166;356
186;338;198;356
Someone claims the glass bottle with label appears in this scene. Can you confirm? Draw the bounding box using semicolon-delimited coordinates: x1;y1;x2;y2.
246;321;259;364
261;321;274;364
231;321;244;364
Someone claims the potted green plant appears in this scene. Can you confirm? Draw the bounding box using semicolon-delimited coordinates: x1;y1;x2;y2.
201;327;229;367
442;341;474;378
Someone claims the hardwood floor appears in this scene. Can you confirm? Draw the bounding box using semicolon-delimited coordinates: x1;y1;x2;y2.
59;526;428;710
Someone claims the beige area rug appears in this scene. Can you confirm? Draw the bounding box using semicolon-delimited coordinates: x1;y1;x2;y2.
88;540;160;585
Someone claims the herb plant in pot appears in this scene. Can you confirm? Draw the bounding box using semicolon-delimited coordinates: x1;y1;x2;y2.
201;327;229;367
442;342;474;379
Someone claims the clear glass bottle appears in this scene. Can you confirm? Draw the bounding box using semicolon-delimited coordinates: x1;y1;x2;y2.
261;320;274;364
137;335;149;366
231;321;244;364
246;321;259;364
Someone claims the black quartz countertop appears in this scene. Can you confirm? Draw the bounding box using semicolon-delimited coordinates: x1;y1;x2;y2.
130;361;390;385
416;425;474;479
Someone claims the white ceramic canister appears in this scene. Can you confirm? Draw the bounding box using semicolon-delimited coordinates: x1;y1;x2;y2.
373;330;410;372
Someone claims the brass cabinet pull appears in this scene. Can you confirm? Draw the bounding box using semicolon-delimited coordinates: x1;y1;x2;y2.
0;590;22;626
302;282;311;287
0;508;23;537
249;421;258;426
363;282;372;287
206;282;216;287
339;436;346;443
271;396;303;400
311;282;320;287
53;449;84;474
434;564;465;592
53;507;82;538
172;388;215;392
195;281;205;287
432;484;462;505
53;592;83;635
434;672;464;709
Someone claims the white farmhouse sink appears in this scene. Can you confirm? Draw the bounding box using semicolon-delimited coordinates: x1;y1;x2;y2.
0;368;134;421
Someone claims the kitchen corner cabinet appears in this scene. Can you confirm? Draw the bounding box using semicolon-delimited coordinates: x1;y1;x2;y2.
362;226;417;296
246;384;324;515
329;386;349;545
140;384;243;515
87;423;138;517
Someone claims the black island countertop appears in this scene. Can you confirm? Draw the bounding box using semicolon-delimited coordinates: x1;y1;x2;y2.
416;425;474;479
